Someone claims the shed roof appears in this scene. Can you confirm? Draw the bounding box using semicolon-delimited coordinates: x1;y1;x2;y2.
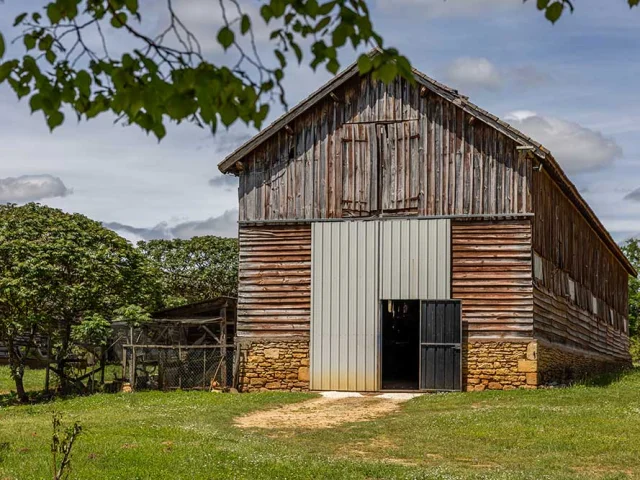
217;50;636;277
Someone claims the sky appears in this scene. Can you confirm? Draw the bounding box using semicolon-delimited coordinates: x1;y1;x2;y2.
1;0;640;242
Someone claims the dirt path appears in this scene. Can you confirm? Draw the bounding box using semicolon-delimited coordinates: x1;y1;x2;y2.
235;392;420;430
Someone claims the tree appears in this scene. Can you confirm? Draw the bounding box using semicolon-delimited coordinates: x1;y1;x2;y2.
1;1;631;141
0;203;161;400
621;239;640;363
138;236;239;306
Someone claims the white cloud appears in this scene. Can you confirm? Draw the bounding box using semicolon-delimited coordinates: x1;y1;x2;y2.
209;175;238;192
0;174;72;203
505;112;623;174
445;57;503;91
104;209;239;243
510;65;551;88
376;0;525;17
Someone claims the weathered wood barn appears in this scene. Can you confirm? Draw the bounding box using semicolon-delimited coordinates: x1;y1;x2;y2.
218;52;635;392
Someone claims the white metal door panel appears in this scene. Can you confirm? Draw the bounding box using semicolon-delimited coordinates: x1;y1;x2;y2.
311;221;379;391
379;219;451;300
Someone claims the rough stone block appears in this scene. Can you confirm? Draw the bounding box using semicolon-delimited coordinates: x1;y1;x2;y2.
487;382;503;390
298;366;310;382
518;360;537;373
526;372;538;385
264;348;280;359
526;342;537;361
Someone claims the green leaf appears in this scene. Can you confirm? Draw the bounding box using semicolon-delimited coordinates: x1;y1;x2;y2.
220;104;238;127
152;122;166;141
275;49;286;68
47;110;64;131
0;33;4;60
45;49;57;64
217;27;235;49
240;15;251;34
376;62;397;84
332;24;350;48
630;0;640;6
545;2;564;23
24;34;36;51
306;0;319;17
291;43;303;63
260;5;273;22
125;0;139;14
76;70;92;96
39;35;54;52
315;17;331;32
319;1;336;15
29;94;43;113
357;54;372;74
326;58;339;75
537;0;550;10
0;61;15;82
13;13;28;26
46;3;62;24
111;12;128;28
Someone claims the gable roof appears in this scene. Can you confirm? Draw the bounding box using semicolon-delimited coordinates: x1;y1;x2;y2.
217;51;636;276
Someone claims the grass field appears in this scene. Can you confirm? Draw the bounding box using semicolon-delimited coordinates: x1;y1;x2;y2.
1;369;639;479
0;365;122;396
0;367;48;395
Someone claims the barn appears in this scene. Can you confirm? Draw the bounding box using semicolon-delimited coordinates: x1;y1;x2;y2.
218;51;635;392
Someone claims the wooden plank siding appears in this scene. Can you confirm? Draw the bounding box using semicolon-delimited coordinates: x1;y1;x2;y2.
452;220;534;340
237;225;311;337
532;170;630;357
238;73;532;221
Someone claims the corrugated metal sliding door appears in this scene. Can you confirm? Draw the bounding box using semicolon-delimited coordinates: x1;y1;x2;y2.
380;219;451;299
311;221;379;391
420;301;462;391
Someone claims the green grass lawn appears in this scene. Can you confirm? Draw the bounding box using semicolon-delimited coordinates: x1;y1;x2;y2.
0;367;48;395
1;370;639;479
0;365;122;396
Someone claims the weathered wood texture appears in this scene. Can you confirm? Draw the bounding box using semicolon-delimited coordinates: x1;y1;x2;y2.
237;225;311;338
238;74;532;221
533;272;629;359
452;220;533;340
532;170;629;357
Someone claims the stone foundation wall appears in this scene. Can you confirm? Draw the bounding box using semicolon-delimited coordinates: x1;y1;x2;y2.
537;341;632;385
464;341;538;391
238;339;310;392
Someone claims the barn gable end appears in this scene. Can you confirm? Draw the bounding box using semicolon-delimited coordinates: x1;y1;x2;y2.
223;56;633;393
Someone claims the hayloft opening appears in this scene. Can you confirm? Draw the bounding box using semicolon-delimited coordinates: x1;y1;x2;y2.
381;300;420;390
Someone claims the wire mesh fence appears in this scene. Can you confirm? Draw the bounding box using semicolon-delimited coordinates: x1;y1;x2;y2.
122;345;236;391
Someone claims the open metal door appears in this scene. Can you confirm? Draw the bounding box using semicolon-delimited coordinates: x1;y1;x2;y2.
420;300;462;391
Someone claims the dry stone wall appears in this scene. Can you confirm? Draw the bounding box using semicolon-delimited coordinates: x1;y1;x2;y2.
464;341;538;391
238;339;310;392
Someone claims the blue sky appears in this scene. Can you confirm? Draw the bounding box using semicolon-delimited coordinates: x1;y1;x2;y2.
1;0;640;241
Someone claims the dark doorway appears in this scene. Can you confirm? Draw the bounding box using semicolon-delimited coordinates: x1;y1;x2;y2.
381;300;420;390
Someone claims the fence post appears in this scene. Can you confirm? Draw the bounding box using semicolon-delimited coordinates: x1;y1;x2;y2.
203;349;207;389
178;345;182;390
221;307;227;387
131;346;136;390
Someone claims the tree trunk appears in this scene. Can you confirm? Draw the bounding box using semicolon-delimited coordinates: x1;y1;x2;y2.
56;319;72;394
99;346;106;386
7;337;27;402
